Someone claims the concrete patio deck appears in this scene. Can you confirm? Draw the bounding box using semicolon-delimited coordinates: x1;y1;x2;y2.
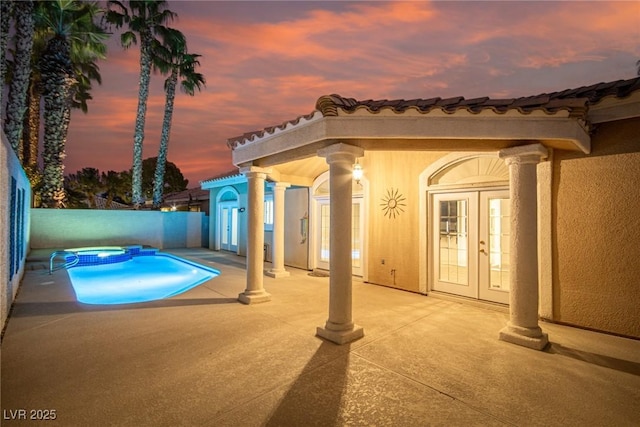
2;248;639;426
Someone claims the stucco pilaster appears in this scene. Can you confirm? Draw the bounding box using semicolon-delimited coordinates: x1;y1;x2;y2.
316;143;364;344
238;166;271;304
266;181;290;278
498;144;549;350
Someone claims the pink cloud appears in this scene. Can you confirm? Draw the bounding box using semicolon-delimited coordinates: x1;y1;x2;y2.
60;0;638;186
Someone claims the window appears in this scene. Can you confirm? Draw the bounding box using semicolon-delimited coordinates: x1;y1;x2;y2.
264;194;273;231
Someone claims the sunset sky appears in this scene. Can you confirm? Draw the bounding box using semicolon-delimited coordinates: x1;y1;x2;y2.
64;0;640;186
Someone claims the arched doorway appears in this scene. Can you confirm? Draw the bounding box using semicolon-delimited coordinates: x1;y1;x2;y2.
216;186;240;253
310;171;367;277
421;154;510;304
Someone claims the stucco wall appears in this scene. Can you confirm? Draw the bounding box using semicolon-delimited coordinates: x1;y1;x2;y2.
552;117;640;338
206;182;309;269
30;209;204;249
1;132;32;331
365;151;447;292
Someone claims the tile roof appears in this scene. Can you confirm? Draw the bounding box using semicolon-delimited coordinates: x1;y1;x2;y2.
228;77;640;149
163;187;209;204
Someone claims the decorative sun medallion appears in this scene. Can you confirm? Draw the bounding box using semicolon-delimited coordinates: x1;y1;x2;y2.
380;188;406;219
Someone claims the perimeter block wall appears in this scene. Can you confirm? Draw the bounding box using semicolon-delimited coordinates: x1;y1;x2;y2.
1;131;32;331
31;209;204;250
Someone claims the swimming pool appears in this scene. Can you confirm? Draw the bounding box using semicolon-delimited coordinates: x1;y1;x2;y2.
66;252;220;305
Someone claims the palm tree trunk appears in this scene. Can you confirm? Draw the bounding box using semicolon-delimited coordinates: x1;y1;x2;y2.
4;0;34;159
131;32;153;209
40;35;75;208
0;0;14;108
22;75;41;170
152;70;178;208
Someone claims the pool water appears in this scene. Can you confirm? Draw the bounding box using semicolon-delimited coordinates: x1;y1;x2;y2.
66;254;219;305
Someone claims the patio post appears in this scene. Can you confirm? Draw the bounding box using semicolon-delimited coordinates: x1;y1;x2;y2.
238;166;271;304
498;143;549;350
266;182;290;278
316;143;364;345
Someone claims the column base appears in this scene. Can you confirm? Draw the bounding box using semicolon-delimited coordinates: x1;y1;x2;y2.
499;323;549;350
238;290;271;305
316;324;364;345
265;269;290;278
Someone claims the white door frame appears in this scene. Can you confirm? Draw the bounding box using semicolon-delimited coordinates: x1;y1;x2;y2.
419;152;510;294
431;188;510;304
215;186;240;253
218;201;239;253
310;171;368;279
432;191;479;299
419;151;554;313
478;189;510;304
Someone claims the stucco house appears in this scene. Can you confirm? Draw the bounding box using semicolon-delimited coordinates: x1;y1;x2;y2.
202;76;640;348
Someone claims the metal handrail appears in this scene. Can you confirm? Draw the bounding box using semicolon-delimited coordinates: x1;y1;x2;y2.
49;250;79;275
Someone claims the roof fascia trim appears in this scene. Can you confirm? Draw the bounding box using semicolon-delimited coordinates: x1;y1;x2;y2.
589;91;640;124
232;114;590;166
201;174;245;189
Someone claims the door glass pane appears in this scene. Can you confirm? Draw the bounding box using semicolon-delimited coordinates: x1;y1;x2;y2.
221;208;229;246
439;200;468;285
352;202;360;267
231;208;238;246
320;204;330;262
488;198;510;290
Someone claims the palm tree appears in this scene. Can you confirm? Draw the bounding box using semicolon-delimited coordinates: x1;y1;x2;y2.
1;1;15;108
21;11;104;190
105;0;177;209
102;169;132;206
3;0;35;159
151;30;205;208
37;0;107;208
65;167;105;208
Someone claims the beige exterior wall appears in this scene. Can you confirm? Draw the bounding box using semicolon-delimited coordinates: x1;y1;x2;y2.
552;117;640;338
284;187;309;270
364;150;447;292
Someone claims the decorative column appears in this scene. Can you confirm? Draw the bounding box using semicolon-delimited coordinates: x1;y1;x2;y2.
498;143;549;350
238;166;271;304
316;143;364;345
266;181;291;278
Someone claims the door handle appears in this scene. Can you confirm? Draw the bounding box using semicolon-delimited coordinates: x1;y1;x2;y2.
479;249;487;254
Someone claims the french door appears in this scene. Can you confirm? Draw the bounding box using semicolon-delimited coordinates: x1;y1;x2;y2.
432;189;510;304
219;202;238;252
315;198;364;276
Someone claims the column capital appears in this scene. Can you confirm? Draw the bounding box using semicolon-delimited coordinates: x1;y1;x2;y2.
239;165;271;179
318;143;364;164
499;143;548;166
268;181;291;190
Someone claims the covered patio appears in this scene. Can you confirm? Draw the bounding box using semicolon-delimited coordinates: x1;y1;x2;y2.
228;92;592;349
2;248;639;425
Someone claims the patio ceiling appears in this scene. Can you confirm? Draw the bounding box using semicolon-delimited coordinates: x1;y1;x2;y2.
263;156;329;187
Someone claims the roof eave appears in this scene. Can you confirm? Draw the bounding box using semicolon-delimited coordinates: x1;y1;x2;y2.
201;174;246;189
588;91;640;124
231;112;591;166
